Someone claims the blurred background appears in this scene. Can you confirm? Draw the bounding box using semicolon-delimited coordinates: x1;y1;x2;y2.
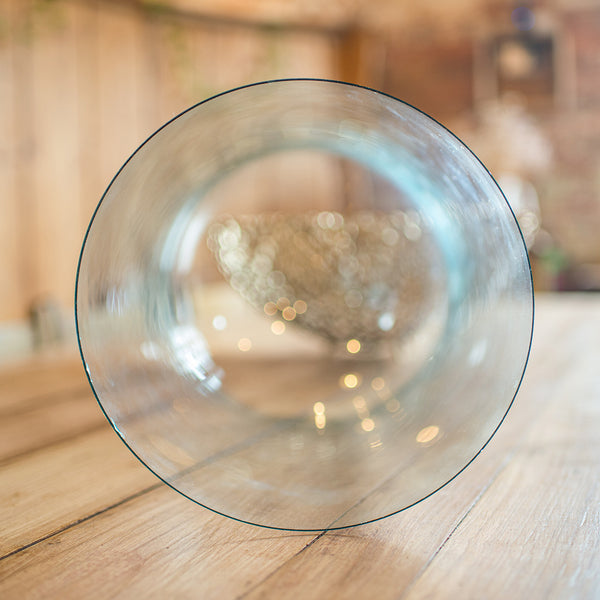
1;0;599;358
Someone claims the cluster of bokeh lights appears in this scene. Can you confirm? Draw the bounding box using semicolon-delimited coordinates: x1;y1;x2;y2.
208;297;442;446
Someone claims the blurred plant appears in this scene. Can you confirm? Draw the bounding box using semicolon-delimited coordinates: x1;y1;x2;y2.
4;0;66;45
139;0;171;17
533;233;568;275
139;0;284;104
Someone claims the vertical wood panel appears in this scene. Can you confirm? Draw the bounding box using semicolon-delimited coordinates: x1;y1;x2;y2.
0;0;338;323
72;0;103;235
136;11;162;136
276;30;336;80
154;16;200;122
96;4;146;190
11;0;37;317
0;1;20;320
30;1;82;310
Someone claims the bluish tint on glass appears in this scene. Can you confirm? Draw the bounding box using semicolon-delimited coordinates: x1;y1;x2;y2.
76;79;533;531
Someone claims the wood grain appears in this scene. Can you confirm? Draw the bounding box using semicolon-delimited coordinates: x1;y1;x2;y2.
0;427;158;556
0;0;20;320
0;0;339;321
0;354;86;413
30;2;83;310
0;387;103;463
401;304;600;600
10;0;38;318
0;484;316;600
238;296;600;599
0;295;598;599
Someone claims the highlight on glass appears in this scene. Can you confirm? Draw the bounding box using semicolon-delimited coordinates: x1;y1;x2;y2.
75;79;534;531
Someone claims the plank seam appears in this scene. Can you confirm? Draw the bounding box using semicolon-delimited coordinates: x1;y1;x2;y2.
395;450;516;600
0;384;90;418
0;422;109;469
0;482;163;562
235;530;329;599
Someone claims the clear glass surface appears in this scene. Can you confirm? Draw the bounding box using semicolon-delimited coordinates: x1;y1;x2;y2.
76;79;534;530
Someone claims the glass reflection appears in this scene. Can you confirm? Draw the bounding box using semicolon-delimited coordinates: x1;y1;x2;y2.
76;80;533;531
346;339;361;354
237;337;252;352
416;425;441;445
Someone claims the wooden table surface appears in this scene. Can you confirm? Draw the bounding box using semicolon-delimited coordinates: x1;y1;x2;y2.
1;293;599;599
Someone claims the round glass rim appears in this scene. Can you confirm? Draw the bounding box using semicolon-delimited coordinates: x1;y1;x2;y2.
74;77;535;531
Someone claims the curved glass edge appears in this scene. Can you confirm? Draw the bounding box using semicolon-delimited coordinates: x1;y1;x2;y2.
74;78;536;531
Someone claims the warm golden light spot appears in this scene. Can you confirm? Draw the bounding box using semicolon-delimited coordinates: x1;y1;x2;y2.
346;339;361;354
416;425;440;444
341;373;359;389
386;398;401;413
361;418;375;432
352;395;367;411
271;320;286;335
276;297;290;310
353;395;369;418
264;301;278;316
313;402;325;415
315;414;326;429
371;377;385;391
282;306;297;321
294;299;307;314
237;338;252;352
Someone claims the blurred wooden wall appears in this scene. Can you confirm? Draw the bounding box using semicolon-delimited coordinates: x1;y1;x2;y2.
4;0;599;321
0;0;340;322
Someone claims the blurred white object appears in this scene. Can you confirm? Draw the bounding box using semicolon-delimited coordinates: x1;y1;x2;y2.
458;97;552;247
471;97;553;176
497;173;541;248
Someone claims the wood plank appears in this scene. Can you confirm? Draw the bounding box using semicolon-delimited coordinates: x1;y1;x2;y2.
0;427;158;557
0;292;569;599
0;295;595;599
0;485;316;600
231;296;597;599
238;457;513;600
400;304;600;600
0;295;567;598
10;0;37;320
0;387;104;463
0;0;21;321
0;374;303;555
154;13;200;119
0;353;86;414
96;3;148;189
203;295;573;531
71;0;104;237
273;28;336;80
29;0;83;310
